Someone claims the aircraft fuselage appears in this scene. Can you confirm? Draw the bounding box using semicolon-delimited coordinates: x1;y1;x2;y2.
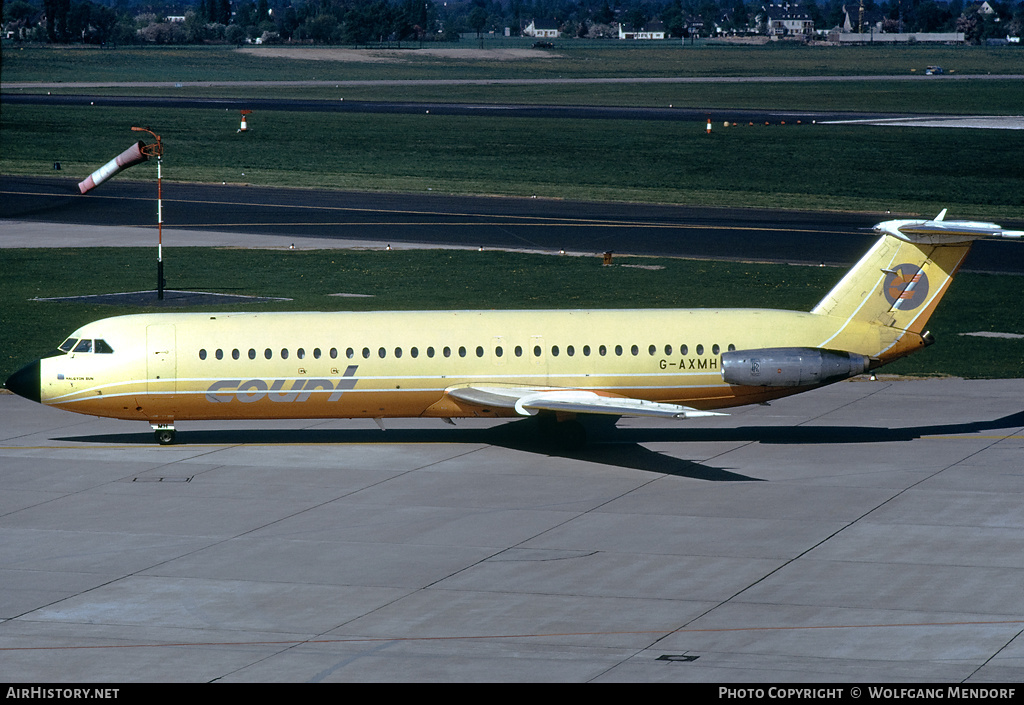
16;307;894;425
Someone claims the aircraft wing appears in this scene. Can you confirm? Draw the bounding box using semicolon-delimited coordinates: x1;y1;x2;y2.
446;386;725;419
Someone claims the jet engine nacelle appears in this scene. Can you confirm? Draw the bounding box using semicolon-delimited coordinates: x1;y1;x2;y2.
78;141;149;194
721;347;870;387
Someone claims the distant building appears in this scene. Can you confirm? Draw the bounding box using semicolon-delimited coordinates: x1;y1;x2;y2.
829;30;965;43
617;21;667;39
524;19;560;38
762;3;814;37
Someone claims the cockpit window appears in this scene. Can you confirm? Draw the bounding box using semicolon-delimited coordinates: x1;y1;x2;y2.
59;338;78;353
72;339;93;353
94;339;114;354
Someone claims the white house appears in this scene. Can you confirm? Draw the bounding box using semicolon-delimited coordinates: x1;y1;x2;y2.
618;21;667;39
524;19;560;38
763;3;814;37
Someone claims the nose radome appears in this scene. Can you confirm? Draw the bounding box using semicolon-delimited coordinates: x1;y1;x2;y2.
5;360;41;403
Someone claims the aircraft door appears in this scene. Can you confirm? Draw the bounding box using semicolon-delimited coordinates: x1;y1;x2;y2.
146;324;177;400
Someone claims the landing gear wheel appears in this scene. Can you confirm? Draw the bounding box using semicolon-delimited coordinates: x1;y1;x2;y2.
154;429;176;445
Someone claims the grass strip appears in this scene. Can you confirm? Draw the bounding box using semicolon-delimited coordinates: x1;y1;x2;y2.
5;43;1024;83
2;247;1021;381
3;104;1023;217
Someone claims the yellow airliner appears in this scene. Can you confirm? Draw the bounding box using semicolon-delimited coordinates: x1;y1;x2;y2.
5;211;1021;446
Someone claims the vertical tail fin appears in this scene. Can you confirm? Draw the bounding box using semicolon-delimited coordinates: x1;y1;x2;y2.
810;233;970;335
811;211;1021;363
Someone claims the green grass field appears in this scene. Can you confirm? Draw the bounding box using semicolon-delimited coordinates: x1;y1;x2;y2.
5;42;1024;83
5;42;1024;113
2;247;1022;382
3;104;1024;217
3;43;1023;215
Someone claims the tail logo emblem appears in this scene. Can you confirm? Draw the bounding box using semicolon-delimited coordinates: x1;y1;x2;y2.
883;264;929;310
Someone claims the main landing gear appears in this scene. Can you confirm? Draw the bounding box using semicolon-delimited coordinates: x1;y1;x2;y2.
536;412;620;451
537;413;589;451
151;423;176;445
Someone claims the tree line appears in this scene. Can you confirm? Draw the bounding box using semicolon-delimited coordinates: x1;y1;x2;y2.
3;0;1022;45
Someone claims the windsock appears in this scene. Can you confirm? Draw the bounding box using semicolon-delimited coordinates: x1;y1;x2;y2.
78;141;149;194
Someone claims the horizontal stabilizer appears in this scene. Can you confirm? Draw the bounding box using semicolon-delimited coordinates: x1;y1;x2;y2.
447;386;725;419
874;211;1024;244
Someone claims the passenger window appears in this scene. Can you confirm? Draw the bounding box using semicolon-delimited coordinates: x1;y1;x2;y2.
615;345;622;356
696;345;704;355
199;349;207;360
443;347;451;358
94;339;114;354
665;344;672;355
216;349;224;360
476;346;484;357
583;345;590;356
631;345;639;356
395;348;403;358
297;348;305;360
567;345;575;357
378;347;386;359
232;349;240;360
551;345;559;357
728;344;736;352
281;349;289;360
533;345;542;357
265;348;273;360
411;347;419;358
362;348;370;359
648;345;656;356
458;346;466;358
249;349;256;360
515;346;523;357
681;345;688;355
427;347;435;358
712;344;720;355
599;345;607;356
313;348;321;359
495;346;503;358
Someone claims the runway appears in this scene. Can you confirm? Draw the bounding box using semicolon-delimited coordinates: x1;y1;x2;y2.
0;92;948;125
1;379;1023;682
3;176;1023;273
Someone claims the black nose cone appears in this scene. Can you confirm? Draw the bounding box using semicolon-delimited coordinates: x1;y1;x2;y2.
5;360;40;403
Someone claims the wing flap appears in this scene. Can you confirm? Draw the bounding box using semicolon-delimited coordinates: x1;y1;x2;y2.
446;386;725;419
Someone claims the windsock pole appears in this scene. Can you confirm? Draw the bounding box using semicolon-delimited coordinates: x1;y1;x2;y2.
131;127;165;300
